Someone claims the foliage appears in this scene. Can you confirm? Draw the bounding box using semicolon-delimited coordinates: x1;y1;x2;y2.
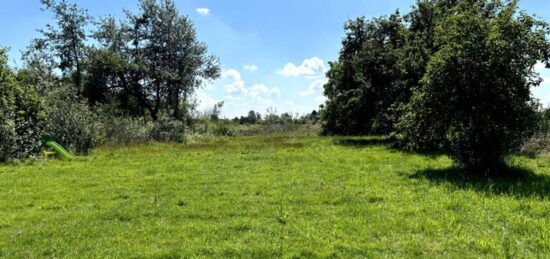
322;13;406;135
322;0;550;174
33;0;90;90
97;116;153;146
396;1;549;173
89;0;220;121
149;113;186;143
210;121;235;137
2;136;550;257
0;49;47;162
45;85;99;154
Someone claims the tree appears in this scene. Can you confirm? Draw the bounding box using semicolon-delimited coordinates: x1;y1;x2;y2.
90;0;220;121
322;13;406;135
32;0;90;91
396;0;550;173
247;110;258;124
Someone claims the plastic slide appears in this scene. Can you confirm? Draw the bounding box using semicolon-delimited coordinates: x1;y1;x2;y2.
41;134;73;160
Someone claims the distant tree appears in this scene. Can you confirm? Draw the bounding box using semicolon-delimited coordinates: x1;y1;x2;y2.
247;110;258;124
210;101;224;121
396;0;550;173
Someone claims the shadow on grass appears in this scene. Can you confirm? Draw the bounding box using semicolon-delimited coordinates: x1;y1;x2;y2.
333;137;394;147
334;137;448;159
410;166;550;198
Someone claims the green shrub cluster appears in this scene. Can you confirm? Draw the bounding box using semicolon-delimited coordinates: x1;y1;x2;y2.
0;49;47;162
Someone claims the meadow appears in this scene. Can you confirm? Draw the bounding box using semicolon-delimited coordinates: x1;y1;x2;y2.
1;135;550;258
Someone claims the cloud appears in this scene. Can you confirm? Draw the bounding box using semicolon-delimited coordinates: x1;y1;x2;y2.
244;64;259;71
249;84;269;97
195;89;219;111
277;57;327;78
315;95;327;104
270;87;281;96
220;68;281;110
222;69;245;93
196;8;210;15
299;79;327;96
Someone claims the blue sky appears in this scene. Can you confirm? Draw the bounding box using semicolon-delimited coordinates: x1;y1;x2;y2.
2;0;550;117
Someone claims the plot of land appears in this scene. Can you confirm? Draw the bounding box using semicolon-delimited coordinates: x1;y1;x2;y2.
1;136;550;257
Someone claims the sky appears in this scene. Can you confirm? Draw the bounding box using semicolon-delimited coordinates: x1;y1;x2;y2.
2;0;550;118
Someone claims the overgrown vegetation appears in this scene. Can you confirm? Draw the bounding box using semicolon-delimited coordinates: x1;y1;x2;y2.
0;0;222;161
0;49;47;162
322;0;550;174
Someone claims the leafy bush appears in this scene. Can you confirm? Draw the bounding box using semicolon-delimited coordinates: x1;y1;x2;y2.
46;86;99;154
149;114;186;143
210;122;235;136
0;49;47;162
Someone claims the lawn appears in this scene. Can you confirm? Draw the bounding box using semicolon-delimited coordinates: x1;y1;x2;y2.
1;135;550;258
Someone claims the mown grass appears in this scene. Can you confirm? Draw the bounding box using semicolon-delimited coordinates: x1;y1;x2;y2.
1;135;550;258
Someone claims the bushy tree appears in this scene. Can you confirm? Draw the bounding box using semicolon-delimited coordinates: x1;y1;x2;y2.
396;0;550;173
322;13;406;135
90;0;220;121
0;48;47;162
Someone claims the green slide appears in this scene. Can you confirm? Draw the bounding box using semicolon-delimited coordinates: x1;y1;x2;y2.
41;134;73;160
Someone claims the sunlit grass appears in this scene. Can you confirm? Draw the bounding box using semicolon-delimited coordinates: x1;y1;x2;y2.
1;136;549;257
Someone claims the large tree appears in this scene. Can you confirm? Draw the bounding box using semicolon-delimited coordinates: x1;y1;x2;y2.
90;0;220;121
322;13;406;135
396;0;550;173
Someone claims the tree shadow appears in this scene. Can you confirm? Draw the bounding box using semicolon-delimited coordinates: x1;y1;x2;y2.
333;137;448;159
409;166;550;199
333;137;394;148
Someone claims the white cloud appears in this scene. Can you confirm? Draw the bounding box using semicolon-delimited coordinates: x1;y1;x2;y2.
270;87;281;96
299;79;327;96
535;62;548;71
222;69;246;94
195;89;219;111
249;84;269;97
219;68;281;114
244;64;259;71
315;95;327;104
196;8;210;15
277;57;327;78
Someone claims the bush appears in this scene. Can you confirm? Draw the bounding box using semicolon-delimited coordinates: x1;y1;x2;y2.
46;87;99;154
149;113;186;143
520;134;550;157
99;116;153;145
210;122;235;136
0;49;47;162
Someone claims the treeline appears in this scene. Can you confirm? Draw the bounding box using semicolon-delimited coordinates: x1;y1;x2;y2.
1;0;219;162
321;0;550;174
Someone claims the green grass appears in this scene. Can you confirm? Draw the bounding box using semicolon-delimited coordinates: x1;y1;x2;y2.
1;135;550;258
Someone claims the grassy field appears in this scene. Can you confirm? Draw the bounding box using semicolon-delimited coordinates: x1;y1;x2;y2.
1;135;550;258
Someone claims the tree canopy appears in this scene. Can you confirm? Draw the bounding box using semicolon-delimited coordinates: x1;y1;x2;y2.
322;0;550;174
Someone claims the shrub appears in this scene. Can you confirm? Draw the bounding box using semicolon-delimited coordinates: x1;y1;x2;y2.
0;49;47;162
98;116;153;145
46;86;99;154
149;113;186;143
210;122;235;136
